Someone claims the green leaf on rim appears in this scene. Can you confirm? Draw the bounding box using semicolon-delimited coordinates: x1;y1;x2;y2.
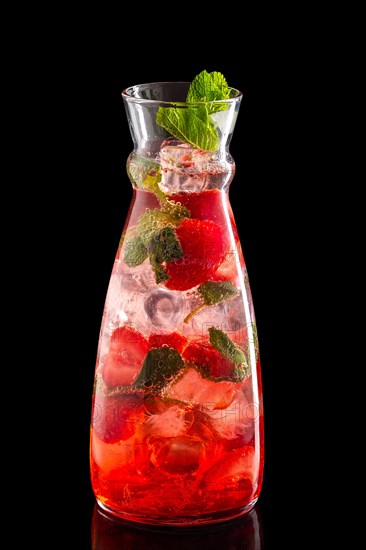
156;107;219;151
156;69;232;151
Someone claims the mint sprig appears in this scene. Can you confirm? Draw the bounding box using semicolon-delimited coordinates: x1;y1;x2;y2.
123;151;191;281
123;208;186;282
156;70;232;151
184;281;238;323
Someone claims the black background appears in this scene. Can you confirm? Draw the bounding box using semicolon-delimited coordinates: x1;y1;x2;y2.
32;18;333;549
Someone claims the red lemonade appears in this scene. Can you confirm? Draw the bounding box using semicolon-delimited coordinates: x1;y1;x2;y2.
90;74;264;526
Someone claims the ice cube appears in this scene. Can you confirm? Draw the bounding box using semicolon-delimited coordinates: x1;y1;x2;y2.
164;367;240;412
91;432;135;474
144;289;184;330
158;138;230;193
160;140;215;175
150;435;205;475
205;385;257;445
189;299;228;337
102;261;159;343
182;288;252;347
144;404;193;438
103;262;148;324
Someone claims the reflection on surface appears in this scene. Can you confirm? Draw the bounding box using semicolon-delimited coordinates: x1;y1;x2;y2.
91;503;264;549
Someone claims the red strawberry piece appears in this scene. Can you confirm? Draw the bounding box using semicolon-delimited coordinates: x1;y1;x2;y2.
164;218;229;291
183;340;233;379
109;325;150;353
102;354;139;387
102;326;150;388
151;436;204;475
148;332;188;353
168;189;239;241
92;393;143;443
210;250;242;286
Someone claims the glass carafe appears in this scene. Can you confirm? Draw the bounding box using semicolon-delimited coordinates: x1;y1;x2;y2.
90;78;264;526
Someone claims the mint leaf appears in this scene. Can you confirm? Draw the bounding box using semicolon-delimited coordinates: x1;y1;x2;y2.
136;209;181;247
150;260;170;284
127;154;162;190
208;327;248;367
156;107;219;151
187;70;231;114
133;347;184;394
148;226;183;264
198;281;238;305
156;69;232;151
123;203;190;284
147;226;183;283
231;364;249;382
184;281;238;323
123;235;148;267
163;198;191;220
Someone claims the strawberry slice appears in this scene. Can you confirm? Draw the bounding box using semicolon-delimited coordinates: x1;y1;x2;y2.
168;189;239;241
92;392;144;444
102;325;150;388
164;218;229;291
109;325;150;353
169;189;236;234
183;340;233;379
148;332;188;353
102;354;140;387
210;248;243;286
